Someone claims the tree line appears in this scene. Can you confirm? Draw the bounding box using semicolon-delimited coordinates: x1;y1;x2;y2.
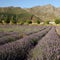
0;13;41;24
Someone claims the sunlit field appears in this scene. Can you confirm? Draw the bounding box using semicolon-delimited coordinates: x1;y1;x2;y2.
0;24;59;60
0;0;60;60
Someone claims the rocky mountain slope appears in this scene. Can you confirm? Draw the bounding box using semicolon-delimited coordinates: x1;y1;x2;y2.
0;4;60;22
24;4;60;21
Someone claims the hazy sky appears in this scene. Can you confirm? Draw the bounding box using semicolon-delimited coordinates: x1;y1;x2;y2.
0;0;60;8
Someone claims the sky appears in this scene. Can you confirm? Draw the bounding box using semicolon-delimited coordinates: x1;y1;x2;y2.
0;0;60;8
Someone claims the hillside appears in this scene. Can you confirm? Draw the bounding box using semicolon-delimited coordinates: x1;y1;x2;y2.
1;4;60;22
0;7;40;23
24;4;60;21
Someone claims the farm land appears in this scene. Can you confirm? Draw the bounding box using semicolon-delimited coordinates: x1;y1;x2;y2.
0;24;59;60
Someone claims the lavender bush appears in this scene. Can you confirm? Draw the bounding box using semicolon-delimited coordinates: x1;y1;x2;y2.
27;27;60;60
0;26;47;45
0;31;20;38
0;32;23;45
0;32;9;38
0;24;47;35
0;27;51;60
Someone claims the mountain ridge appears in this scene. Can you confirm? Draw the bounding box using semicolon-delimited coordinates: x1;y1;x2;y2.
0;7;41;23
24;4;60;21
0;4;60;22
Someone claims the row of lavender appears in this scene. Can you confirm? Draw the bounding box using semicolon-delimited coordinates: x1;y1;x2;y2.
0;26;47;45
55;26;60;36
0;26;51;60
27;27;60;60
0;25;46;33
0;25;46;37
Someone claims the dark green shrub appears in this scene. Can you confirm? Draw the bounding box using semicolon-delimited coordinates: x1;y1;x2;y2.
20;22;24;25
0;16;3;23
11;15;17;24
4;16;10;24
55;18;60;24
17;19;24;25
36;20;40;24
34;20;40;24
26;20;32;24
45;20;50;24
0;19;3;23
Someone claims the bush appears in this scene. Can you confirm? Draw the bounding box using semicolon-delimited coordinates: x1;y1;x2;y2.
0;16;3;23
0;32;22;45
36;20;40;24
0;32;9;37
45;20;50;24
34;20;40;24
0;26;50;60
0;19;3;23
55;18;60;24
11;15;17;24
4;16;10;24
0;15;4;24
26;20;32;24
27;27;60;60
19;21;24;25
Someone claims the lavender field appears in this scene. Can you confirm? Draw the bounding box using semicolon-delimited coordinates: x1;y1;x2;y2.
0;25;60;60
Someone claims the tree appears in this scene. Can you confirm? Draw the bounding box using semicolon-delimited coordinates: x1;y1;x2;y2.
34;20;40;24
4;15;10;24
36;20;40;24
26;20;32;24
20;21;24;25
55;18;60;24
45;20;50;24
11;15;17;24
0;19;2;23
0;16;3;23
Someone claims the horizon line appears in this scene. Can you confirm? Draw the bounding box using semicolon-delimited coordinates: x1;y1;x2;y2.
0;4;60;8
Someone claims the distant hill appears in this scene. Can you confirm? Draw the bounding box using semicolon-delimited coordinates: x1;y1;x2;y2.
0;7;27;14
24;4;60;21
1;4;60;22
0;7;40;22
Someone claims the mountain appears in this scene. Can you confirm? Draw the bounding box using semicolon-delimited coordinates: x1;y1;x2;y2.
1;4;60;22
24;4;60;21
0;7;40;22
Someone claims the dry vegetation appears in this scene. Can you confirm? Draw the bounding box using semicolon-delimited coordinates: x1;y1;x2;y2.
0;25;59;60
27;27;60;60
